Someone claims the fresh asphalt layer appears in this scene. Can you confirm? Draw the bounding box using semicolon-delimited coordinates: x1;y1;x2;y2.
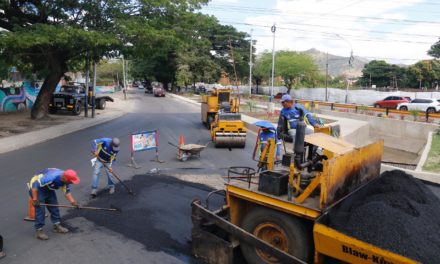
0;89;256;263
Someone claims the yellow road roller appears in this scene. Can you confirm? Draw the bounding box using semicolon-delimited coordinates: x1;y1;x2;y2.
201;88;246;148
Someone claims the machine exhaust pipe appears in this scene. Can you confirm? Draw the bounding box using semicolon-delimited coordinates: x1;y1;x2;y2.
294;107;306;167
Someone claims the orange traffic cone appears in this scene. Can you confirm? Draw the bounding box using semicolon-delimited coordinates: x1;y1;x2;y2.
180;134;185;146
24;197;35;221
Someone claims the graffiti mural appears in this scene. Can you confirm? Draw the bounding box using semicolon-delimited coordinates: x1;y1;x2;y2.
0;82;38;112
0;82;118;112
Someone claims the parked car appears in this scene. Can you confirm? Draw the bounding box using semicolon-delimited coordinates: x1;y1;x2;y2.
49;84;114;115
397;98;440;113
373;96;411;109
153;87;166;97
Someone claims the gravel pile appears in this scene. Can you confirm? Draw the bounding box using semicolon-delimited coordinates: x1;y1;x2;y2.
328;170;440;263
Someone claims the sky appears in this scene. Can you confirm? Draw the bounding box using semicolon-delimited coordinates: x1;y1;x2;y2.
201;0;440;65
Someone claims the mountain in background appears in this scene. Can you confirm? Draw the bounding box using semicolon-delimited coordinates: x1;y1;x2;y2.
302;48;369;78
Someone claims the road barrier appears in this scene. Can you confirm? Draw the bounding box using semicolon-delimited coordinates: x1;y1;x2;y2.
294;100;440;123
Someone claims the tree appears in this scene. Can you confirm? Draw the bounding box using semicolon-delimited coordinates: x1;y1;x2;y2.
253;51;319;93
0;0;207;119
428;38;440;59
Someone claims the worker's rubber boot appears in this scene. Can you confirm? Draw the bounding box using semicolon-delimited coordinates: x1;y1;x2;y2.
90;189;97;198
53;224;69;234
108;187;115;194
36;229;49;240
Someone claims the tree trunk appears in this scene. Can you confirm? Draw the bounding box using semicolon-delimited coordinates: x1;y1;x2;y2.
31;59;66;120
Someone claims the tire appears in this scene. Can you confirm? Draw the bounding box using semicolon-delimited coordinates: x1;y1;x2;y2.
240;207;313;264
207;115;214;129
97;99;106;110
374;104;381;108
427;108;436;114
48;107;57;114
72;102;82;116
400;106;408;111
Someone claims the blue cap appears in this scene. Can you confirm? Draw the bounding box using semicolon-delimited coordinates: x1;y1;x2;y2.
280;94;293;102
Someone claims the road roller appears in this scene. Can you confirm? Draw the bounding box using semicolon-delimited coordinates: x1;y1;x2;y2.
201;88;246;148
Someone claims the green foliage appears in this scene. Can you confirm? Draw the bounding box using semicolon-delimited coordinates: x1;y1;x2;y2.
246;100;256;112
410;110;419;121
423;134;440;173
253;51;319;92
428;38;440;59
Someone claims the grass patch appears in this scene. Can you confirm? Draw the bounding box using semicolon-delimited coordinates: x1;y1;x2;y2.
423;133;440;173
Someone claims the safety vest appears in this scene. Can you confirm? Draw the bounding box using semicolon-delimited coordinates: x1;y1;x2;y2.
28;168;70;194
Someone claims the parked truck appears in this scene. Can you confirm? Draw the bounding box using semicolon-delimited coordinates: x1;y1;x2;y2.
49;83;114;115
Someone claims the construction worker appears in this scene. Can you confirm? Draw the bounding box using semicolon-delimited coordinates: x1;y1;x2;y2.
254;121;281;162
277;94;319;145
28;168;80;240
91;137;120;197
0;235;5;259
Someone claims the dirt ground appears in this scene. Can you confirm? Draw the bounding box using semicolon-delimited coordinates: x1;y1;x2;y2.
0;110;84;138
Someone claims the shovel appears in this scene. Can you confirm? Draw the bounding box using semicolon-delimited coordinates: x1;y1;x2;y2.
40;203;121;212
102;164;135;196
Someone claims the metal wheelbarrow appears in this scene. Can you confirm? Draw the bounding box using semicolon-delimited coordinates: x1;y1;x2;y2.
168;142;208;161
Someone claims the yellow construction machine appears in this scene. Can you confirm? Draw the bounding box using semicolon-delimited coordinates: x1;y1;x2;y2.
201;88;246;148
191;111;424;264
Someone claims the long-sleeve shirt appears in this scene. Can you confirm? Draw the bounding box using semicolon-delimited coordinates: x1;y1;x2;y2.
277;104;316;141
28;168;70;194
91;138;118;165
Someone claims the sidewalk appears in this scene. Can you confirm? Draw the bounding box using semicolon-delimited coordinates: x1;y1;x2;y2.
0;90;136;154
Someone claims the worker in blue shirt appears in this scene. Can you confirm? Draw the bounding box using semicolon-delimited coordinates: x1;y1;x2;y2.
258;125;281;162
277;94;319;145
28;168;80;240
91;137;120;197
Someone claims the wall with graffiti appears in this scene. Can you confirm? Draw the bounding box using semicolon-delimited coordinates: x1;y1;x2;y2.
0;82;39;112
0;83;118;112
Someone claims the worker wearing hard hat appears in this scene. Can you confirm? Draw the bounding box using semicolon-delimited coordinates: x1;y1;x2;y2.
254;121;281;161
90;137;120;197
28;168;80;240
277;94;320;145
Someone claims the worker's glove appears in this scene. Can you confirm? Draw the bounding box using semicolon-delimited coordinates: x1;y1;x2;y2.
71;201;80;209
32;200;40;207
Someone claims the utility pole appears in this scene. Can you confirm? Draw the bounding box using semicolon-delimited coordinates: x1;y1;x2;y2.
92;61;96;118
84;52;89;117
122;56;127;100
248;29;253;96
269;23;276;114
325;52;328;101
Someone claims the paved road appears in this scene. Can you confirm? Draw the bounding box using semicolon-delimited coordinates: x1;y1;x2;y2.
0;89;257;263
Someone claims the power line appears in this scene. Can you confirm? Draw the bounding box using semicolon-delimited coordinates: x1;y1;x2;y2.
218;20;436;45
205;4;440;26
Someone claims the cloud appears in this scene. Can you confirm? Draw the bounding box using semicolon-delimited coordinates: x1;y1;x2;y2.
241;0;437;64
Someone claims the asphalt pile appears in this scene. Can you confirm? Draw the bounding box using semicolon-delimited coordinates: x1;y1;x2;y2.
328;170;440;263
64;173;220;263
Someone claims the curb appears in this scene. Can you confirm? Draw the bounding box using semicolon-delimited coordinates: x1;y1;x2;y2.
0;110;125;154
416;131;433;172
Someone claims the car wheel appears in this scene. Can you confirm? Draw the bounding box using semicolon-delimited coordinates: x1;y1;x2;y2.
374;104;381;108
400;106;408;111
427;108;436;114
72;102;82;116
97;99;106;110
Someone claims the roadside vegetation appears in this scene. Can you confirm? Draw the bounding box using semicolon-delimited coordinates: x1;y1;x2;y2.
423;133;440;173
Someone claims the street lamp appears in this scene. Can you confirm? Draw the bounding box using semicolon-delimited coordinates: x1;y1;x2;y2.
269;24;276;114
248;29;253;96
335;34;353;104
